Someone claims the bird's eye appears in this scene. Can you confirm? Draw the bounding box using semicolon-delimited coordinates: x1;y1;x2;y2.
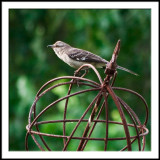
57;44;63;47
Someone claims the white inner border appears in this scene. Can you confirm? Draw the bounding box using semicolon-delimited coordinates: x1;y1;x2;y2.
2;1;159;159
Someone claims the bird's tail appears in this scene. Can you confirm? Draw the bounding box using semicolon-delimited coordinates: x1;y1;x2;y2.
117;65;138;76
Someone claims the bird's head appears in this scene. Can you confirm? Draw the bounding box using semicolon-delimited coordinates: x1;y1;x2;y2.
47;41;71;56
47;41;70;49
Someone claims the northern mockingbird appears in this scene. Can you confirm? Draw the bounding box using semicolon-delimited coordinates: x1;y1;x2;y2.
47;41;138;76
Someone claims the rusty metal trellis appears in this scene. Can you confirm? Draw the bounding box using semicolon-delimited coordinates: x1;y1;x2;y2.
25;40;149;151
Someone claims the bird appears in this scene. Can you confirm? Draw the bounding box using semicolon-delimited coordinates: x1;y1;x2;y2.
47;41;138;76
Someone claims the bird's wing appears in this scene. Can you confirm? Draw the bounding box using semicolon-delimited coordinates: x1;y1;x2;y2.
68;48;107;63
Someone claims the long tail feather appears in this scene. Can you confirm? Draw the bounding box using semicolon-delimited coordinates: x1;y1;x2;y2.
117;65;138;76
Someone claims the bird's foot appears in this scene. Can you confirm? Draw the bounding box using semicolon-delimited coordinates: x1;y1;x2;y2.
74;70;81;77
74;68;89;78
81;69;89;78
73;70;81;87
73;69;89;87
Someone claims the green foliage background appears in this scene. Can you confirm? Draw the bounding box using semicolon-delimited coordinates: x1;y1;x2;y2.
9;9;151;151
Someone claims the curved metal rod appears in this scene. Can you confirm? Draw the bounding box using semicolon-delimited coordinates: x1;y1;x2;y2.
103;92;109;151
25;130;45;151
27;81;100;151
120;136;137;151
33;104;51;151
142;130;146;151
38;79;100;100
62;68;88;148
63;80;74;147
25;131;29;150
28;82;70;127
26;87;100;150
28;88;100;134
26;87;100;151
26;121;149;141
119;97;142;126
81;100;106;150
31;134;45;151
74;64;103;84
106;85;132;151
63;91;103;151
77;94;103;151
36;76;101;97
81;72;118;150
115;87;148;150
28;81;99;125
32;81;98;150
120;129;145;151
35;119;148;129
76;71;115;150
118;97;141;151
117;96;147;151
112;87;149;126
103;72;117;151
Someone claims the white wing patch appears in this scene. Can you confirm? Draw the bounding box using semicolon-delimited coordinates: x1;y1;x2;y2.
81;57;86;61
80;53;89;61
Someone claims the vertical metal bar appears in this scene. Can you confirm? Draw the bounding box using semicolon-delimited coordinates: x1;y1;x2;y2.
103;92;109;151
77;94;103;150
106;85;132;151
34;104;51;150
81;101;106;150
118;97;141;151
63;91;102;151
63;80;74;147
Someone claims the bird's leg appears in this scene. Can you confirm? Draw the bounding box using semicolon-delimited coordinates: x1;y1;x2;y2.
81;68;89;78
73;70;81;87
74;70;81;77
73;68;89;87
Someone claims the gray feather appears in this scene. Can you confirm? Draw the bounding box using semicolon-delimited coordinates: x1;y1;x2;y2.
67;48;107;64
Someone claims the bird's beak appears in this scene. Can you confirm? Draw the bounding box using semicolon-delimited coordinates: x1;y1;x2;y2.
47;44;55;48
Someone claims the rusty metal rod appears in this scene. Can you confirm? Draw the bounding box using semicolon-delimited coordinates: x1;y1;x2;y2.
118;97;141;151
63;80;74;147
33;104;51;151
106;85;132;151
77;94;103;150
27;88;101;136
63;68;92;148
112;87;149;126
62;91;103;151
26;124;148;141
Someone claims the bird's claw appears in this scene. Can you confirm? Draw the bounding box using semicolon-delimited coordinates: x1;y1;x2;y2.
73;69;89;87
74;70;81;77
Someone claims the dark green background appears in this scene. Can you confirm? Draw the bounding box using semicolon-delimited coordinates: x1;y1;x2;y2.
9;9;151;151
